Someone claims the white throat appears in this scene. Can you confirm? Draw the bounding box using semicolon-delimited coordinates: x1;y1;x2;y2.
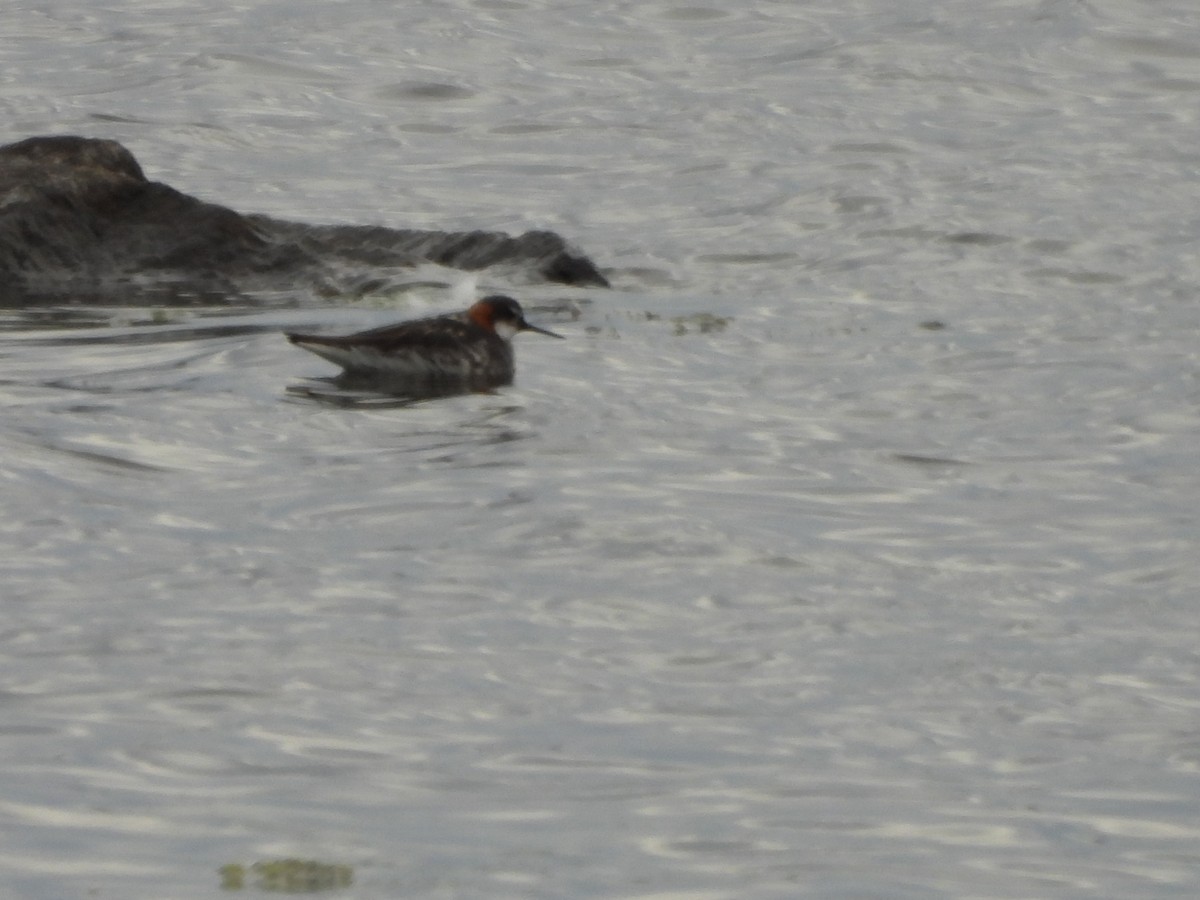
492;321;519;341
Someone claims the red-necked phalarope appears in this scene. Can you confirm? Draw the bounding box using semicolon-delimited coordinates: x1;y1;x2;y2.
285;295;563;390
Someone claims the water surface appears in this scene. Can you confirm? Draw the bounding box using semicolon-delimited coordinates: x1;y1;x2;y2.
3;1;1200;897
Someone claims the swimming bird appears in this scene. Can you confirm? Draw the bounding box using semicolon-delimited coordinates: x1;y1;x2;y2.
285;295;563;392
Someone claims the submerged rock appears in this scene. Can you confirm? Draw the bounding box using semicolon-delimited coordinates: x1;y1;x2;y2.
0;135;608;306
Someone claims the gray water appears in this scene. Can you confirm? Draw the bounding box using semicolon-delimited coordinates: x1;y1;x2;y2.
3;1;1200;897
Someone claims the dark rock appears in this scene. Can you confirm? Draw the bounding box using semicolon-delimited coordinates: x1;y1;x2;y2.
0;135;608;306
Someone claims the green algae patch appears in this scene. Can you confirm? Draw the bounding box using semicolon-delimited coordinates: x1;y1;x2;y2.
670;312;730;335
635;310;732;335
220;859;353;892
